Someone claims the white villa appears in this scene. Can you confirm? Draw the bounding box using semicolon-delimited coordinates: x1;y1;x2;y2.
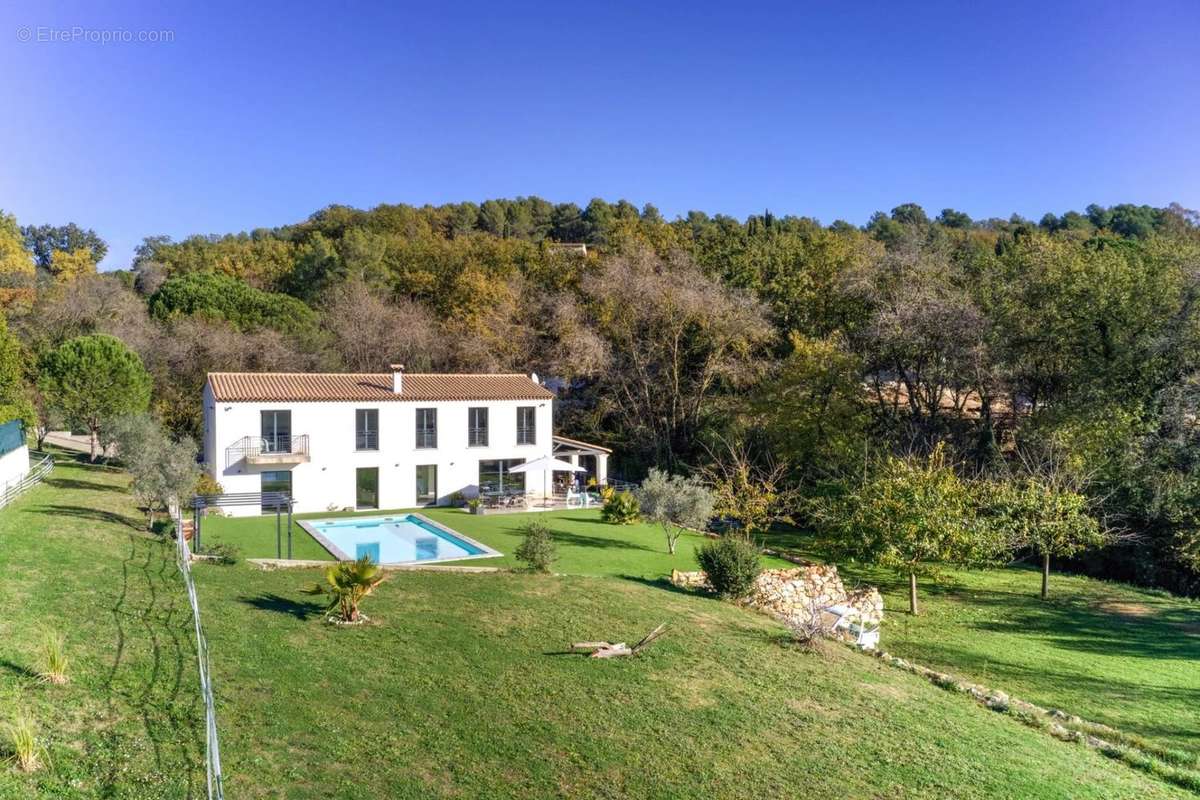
202;366;610;516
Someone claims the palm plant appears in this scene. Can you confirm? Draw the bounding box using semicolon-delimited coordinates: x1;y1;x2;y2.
4;714;45;773
303;556;386;623
38;630;69;684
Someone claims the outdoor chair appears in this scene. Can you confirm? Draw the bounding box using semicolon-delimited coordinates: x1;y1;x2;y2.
822;604;880;650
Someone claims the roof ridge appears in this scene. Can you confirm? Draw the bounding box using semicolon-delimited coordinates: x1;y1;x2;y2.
208;371;530;378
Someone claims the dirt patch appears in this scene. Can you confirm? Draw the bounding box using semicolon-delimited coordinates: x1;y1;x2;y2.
1095;601;1154;619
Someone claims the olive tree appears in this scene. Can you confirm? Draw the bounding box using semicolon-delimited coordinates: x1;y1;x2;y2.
108;413;200;529
636;468;715;554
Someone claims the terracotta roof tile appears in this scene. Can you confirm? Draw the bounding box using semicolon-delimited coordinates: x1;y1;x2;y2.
207;372;554;403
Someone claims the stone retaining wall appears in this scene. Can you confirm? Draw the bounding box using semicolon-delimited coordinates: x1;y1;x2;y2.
671;564;884;629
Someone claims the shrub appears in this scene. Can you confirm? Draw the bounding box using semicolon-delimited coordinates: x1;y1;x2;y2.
38;631;68;685
203;542;241;565
195;473;224;496
151;517;176;538
601;490;640;524
515;520;557;573
696;535;762;599
449;491;466;507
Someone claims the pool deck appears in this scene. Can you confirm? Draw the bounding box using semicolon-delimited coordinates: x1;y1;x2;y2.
246;558;501;572
297;512;503;566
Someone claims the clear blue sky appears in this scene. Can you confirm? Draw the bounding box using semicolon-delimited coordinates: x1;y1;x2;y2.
1;0;1197;269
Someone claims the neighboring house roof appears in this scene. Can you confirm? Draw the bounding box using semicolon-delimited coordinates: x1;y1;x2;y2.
207;372;554;403
552;434;612;454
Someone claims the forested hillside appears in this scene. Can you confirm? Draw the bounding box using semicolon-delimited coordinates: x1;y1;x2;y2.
3;197;1200;594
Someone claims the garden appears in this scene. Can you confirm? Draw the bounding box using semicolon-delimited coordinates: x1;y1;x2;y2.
2;457;1200;798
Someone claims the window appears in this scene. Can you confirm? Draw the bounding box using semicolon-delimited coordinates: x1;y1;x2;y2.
478;459;525;494
355;409;378;451
416;464;437;505
356;467;379;509
415;408;437;449
260;410;291;453
516;406;536;445
261;470;291;512
468;407;488;447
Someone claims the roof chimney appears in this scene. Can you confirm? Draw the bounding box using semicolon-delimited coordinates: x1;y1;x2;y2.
390;363;404;394
530;372;539;385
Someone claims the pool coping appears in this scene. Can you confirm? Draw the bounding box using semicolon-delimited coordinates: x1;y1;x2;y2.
297;513;503;566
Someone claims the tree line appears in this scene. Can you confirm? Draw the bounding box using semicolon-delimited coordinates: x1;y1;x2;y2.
2;197;1200;594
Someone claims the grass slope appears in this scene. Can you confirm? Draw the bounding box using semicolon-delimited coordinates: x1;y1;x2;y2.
0;462;1194;798
764;529;1200;758
0;457;203;798
200;565;1188;799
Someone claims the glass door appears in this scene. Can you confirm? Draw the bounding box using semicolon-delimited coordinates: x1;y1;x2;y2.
261;410;291;453
356;467;378;509
415;465;437;505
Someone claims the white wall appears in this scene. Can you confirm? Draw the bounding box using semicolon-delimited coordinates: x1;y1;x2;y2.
0;445;29;491
206;395;554;516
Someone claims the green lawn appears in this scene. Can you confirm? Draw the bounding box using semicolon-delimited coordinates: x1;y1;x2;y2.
0;456;203;798
762;528;1200;757
2;459;1198;798
198;506;795;577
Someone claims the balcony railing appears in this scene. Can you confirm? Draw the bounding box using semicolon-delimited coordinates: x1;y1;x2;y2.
225;435;310;468
468;427;488;447
356;430;379;451
415;430;437;449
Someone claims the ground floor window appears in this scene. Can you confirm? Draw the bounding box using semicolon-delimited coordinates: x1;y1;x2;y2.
416;464;437;505
356;467;378;509
261;470;291;512
478;459;525;494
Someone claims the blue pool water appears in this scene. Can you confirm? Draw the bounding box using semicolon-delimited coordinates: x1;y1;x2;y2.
307;515;493;564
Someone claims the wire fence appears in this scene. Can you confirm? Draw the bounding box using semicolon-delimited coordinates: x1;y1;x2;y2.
174;508;226;800
0;450;53;510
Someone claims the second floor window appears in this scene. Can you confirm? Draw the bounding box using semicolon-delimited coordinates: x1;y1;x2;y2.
356;409;378;451
468;407;488;447
516;406;536;445
416;407;437;449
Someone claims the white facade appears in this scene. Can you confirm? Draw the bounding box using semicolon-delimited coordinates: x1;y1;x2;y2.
203;381;558;516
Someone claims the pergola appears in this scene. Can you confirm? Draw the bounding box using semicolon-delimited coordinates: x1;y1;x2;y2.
551;435;611;487
191;491;295;559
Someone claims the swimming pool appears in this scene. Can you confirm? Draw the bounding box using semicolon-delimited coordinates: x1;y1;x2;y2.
300;514;500;565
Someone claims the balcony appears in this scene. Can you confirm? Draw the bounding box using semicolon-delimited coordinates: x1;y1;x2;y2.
225;435;310;469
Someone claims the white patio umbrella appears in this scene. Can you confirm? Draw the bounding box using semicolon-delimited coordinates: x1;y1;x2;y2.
506;455;586;507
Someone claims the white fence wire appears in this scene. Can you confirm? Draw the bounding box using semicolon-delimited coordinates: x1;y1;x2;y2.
174;510;226;800
0;450;53;509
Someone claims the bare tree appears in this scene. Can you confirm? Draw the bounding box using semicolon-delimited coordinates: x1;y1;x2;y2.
585;249;774;468
321;278;447;372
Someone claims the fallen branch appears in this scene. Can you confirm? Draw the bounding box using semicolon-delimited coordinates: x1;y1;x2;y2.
571;623;667;658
